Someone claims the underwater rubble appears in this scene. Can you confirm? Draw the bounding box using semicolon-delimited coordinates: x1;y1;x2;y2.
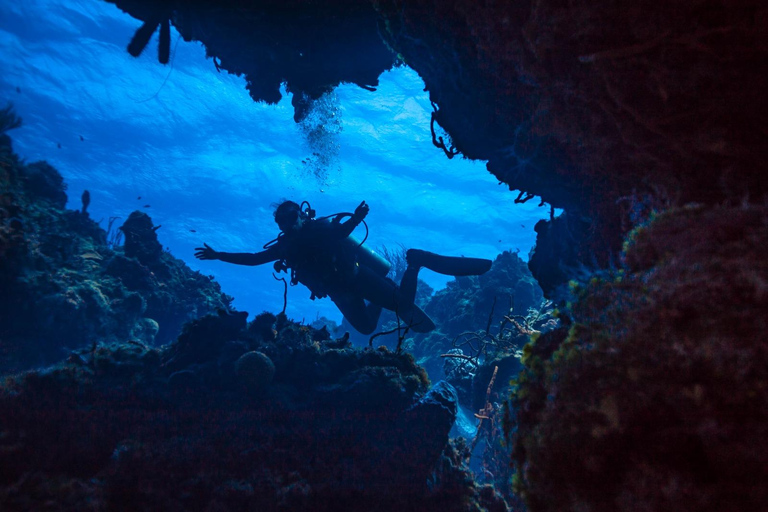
0;131;232;374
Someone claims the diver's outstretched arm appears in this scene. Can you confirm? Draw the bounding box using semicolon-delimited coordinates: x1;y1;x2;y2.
194;243;279;266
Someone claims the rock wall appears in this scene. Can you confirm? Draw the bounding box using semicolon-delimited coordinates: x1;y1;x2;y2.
508;205;768;511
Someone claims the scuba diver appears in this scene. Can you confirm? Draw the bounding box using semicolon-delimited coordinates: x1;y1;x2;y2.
194;200;492;335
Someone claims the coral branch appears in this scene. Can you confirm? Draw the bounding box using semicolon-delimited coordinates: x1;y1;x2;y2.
272;273;288;315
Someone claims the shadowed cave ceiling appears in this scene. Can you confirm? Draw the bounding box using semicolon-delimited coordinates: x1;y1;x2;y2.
105;0;768;296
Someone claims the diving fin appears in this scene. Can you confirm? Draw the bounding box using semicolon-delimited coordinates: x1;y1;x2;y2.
400;303;436;333
406;249;492;276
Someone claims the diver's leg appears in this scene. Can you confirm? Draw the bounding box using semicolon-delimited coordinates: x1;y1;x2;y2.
330;292;382;335
406;248;493;276
353;265;401;310
353;266;435;332
399;265;420;306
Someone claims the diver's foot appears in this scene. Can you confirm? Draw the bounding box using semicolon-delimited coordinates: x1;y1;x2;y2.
398;304;436;333
406;248;430;269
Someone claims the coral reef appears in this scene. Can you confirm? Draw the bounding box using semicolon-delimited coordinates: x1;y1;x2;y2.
0;133;233;373
0;311;507;511
342;250;551;504
234;350;275;393
508;205;768;511
10;0;767;507
0;102;22;135
410;250;545;382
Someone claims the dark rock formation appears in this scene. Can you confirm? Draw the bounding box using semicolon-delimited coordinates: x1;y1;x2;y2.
22;161;67;210
374;0;768;292
527;212;594;299
120;210;163;266
106;0;396;121
0;311;507;511
507;205;768;511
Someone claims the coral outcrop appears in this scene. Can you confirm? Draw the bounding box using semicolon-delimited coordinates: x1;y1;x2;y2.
508;205;768;511
0;311;507;511
0;133;233;373
407;250;545;384
234;351;276;393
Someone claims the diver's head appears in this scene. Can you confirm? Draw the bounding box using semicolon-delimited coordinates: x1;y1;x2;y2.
274;200;303;233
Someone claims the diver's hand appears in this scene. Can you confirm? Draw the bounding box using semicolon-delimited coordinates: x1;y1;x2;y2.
194;243;219;260
353;201;369;221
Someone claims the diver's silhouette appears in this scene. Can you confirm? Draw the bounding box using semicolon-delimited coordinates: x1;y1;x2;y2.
194;200;492;334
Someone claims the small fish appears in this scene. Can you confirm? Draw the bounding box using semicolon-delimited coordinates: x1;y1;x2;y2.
498;239;502;242
521;225;525;228
15;86;21;93
57;143;61;149
143;204;151;208
137;196;141;200
189;229;197;233
79;135;84;141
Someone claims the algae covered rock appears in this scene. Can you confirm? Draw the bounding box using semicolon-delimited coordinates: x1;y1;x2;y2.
508;205;768;512
161;309;248;374
131;317;159;345
0;134;234;373
0;314;495;511
234;351;275;393
22;161;67;209
119;211;162;266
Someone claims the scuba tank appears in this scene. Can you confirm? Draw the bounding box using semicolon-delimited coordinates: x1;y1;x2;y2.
302;200;391;277
343;234;391;276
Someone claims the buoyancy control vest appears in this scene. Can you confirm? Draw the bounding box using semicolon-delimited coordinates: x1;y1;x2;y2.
278;217;392;299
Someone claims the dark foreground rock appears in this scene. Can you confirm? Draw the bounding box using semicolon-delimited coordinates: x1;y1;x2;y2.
0;311;507;512
508;205;768;512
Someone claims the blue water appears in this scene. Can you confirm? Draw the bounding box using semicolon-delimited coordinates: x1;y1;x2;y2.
0;0;553;324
